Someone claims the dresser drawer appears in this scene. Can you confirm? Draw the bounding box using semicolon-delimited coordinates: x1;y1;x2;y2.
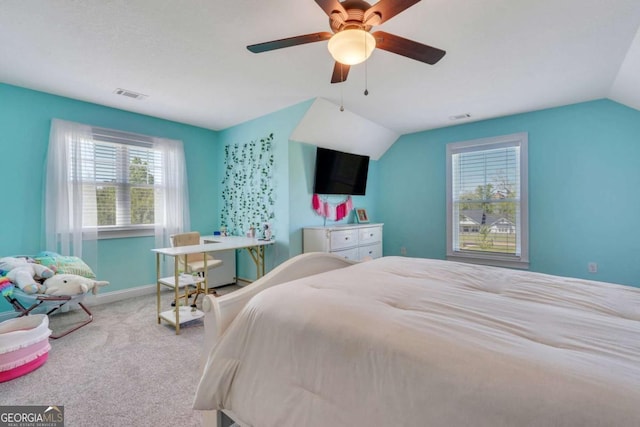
303;224;383;260
330;229;358;251
359;226;382;245
359;243;382;260
332;247;360;261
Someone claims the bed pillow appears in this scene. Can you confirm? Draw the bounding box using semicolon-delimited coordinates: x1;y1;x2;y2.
34;255;96;279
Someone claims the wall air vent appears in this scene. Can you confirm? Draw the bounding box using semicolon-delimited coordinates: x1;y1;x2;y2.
113;88;147;100
449;113;471;121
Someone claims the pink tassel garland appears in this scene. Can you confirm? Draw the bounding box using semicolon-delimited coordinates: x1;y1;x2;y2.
312;194;352;221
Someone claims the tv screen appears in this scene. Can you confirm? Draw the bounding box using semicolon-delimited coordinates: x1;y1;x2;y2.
313;147;370;195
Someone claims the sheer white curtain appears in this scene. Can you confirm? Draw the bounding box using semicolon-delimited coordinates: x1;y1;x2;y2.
153;137;190;249
46;119;191;275
45;119;98;267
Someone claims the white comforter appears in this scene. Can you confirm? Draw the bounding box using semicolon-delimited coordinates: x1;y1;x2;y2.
194;257;640;426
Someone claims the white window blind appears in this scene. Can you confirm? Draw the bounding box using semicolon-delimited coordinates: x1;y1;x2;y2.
69;127;163;230
446;133;528;268
46;118;190;255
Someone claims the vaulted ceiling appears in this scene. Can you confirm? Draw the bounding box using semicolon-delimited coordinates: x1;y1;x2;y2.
1;0;639;154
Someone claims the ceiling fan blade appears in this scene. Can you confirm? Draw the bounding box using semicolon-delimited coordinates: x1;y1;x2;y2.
247;32;333;53
365;0;421;25
315;0;348;19
372;31;445;64
331;62;351;83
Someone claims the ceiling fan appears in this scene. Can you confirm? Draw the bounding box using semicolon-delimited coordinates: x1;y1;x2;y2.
247;0;446;84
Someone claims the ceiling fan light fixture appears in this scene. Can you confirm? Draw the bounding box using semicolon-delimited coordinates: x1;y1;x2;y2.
328;29;376;65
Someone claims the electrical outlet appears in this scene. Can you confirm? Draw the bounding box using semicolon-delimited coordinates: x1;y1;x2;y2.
400;246;407;256
588;262;598;273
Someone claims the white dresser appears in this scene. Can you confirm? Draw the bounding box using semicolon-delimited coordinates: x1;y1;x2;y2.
303;223;383;261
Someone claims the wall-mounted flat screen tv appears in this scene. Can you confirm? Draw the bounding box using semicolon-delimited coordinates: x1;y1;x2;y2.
313;147;370;195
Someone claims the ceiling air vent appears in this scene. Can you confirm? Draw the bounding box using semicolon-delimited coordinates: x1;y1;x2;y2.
113;88;147;100
449;113;471;121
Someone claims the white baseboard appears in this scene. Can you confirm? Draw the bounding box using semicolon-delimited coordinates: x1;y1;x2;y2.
0;280;247;323
0;284;157;322
235;277;253;285
84;284;157;306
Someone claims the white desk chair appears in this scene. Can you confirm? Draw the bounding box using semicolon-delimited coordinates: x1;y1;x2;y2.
170;232;223;306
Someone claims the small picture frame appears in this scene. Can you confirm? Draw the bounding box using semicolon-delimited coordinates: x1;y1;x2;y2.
355;208;369;224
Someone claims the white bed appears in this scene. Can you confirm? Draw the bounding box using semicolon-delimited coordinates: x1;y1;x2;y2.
194;253;640;427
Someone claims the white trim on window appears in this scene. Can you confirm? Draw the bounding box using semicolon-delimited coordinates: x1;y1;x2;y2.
96;225;155;239
67;129;164;238
446;132;529;269
47;119;189;253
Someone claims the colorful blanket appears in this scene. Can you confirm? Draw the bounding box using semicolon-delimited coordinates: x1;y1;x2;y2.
0;270;14;297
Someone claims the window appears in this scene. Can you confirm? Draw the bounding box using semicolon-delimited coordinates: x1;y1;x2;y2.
72;128;162;235
46;119;190;258
446;132;528;268
73;130;162;233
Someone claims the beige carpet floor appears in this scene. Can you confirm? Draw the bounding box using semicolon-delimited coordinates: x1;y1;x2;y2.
1;285;240;427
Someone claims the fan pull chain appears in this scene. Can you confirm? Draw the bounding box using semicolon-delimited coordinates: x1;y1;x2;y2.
364;31;369;96
340;63;345;112
364;60;369;96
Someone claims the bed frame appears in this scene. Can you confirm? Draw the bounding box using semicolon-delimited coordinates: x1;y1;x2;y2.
198;252;357;427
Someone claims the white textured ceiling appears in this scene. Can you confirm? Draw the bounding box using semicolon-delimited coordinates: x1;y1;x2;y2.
1;0;640;142
291;98;399;160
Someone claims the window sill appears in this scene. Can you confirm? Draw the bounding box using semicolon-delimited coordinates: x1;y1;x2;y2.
96;226;155;240
447;253;529;270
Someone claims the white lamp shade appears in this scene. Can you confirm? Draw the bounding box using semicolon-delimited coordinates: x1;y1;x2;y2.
327;29;376;65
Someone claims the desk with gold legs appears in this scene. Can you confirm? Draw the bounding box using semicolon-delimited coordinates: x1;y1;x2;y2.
246;244;267;278
152;237;274;334
202;237;271;280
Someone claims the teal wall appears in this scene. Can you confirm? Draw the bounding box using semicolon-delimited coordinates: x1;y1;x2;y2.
215;100;379;278
2;81;637;317
215;100;312;278
0;83;218;311
377;99;640;287
288;141;379;257
0;84;381;316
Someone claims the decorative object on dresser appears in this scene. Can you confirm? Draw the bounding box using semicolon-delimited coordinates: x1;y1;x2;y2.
355;208;369;223
303;223;383;261
311;194;353;222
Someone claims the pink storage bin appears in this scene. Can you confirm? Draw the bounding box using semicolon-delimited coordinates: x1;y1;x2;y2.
0;314;51;382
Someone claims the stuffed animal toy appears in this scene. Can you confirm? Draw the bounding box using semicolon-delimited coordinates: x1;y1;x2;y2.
43;273;109;296
0;257;55;294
